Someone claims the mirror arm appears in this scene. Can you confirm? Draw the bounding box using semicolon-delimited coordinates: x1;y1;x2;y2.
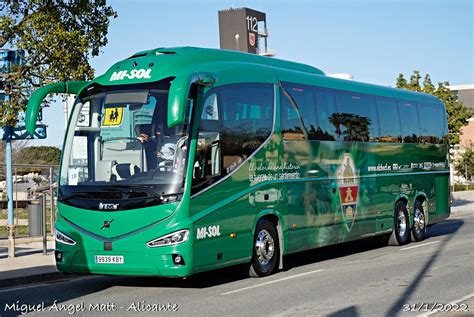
26;81;90;134
168;72;215;128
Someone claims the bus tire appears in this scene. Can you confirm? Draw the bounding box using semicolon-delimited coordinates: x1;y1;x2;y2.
248;219;280;277
411;201;427;242
388;201;410;246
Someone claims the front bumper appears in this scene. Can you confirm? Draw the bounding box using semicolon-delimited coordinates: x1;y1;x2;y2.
55;221;194;278
56;248;191;277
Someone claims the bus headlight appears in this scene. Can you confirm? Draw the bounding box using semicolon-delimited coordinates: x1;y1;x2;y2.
146;229;189;247
55;230;76;246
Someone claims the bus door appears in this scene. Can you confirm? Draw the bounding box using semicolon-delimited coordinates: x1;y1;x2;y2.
279;86;338;252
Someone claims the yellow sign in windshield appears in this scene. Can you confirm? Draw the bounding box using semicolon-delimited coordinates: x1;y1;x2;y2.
103;107;124;126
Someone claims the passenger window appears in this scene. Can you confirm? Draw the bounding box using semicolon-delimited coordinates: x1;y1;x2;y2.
313;88;337;140
398;101;421;143
201;93;219;121
195;93;221;181
418;102;445;144
377;98;401;143
192;84;274;194
77;101;91;127
334;92;379;142
280;87;305;140
281;83;338;141
284;84;318;140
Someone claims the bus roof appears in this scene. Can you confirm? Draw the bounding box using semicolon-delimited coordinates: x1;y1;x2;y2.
94;46;440;104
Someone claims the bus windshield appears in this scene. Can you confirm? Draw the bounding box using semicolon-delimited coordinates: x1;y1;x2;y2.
58;81;189;208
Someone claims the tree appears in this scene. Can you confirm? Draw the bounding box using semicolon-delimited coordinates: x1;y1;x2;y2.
0;0;117;127
0;139;29;179
0;144;61;177
455;145;474;182
17;145;61;165
396;71;472;146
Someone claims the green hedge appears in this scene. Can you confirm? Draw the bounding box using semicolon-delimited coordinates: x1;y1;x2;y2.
453;184;474;192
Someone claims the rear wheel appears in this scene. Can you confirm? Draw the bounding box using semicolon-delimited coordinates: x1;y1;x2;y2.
411;201;427;241
389;201;410;246
248;219;279;277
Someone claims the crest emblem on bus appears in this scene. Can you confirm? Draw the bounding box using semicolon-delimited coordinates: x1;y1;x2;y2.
336;154;359;232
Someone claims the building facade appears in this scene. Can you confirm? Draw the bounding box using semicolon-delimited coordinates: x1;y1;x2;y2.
448;84;474;184
449;84;474;149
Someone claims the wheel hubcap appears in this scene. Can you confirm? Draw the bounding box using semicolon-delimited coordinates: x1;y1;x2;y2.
397;210;407;237
414;208;425;231
255;229;275;266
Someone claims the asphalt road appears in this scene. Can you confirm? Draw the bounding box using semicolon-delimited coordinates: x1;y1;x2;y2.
0;211;472;317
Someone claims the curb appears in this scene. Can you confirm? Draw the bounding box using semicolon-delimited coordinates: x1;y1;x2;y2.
0;271;72;289
0;272;80;290
450;203;474;215
451;208;474;216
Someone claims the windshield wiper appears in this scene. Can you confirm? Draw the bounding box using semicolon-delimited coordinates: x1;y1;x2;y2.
111;184;182;203
129;185;183;203
59;192;89;202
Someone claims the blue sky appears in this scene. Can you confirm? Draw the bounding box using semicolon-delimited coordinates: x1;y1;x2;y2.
35;0;473;147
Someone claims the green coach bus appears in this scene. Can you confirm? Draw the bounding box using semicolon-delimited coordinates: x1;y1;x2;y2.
26;47;450;277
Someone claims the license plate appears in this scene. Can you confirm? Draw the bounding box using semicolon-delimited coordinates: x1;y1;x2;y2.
94;255;124;264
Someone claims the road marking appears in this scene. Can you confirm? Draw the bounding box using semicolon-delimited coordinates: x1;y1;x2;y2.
417;292;474;317
0;275;101;293
220;269;324;296
400;241;439;251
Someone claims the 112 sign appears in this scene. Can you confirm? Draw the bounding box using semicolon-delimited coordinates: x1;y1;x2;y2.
246;15;258;32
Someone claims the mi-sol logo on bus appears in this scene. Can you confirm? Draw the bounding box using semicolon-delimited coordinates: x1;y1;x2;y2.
336;154;359;232
109;68;152;81
98;203;119;211
196;225;221;240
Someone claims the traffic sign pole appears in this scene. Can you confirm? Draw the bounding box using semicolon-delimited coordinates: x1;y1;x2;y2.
5;124;16;258
1;49;24;258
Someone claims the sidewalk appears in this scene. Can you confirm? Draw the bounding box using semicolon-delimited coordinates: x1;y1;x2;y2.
452;202;474;214
0;239;63;288
0;200;472;289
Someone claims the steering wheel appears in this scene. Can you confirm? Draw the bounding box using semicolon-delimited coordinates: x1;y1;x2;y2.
172;136;188;172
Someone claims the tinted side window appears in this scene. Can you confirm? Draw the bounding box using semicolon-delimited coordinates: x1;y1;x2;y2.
281;83;338;141
220;84;274;159
334;92;379;142
438;102;448;143
192;83;274;194
283;83;321;140
313;88;337;141
377;98;401;143
418;102;445;144
280;87;305;140
398;100;421;143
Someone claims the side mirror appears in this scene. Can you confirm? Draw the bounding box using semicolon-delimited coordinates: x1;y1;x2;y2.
168;72;215;128
26;81;90;134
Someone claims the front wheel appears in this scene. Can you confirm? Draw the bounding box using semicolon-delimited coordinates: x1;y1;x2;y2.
389;201;411;246
411;201;427;241
248;219;280;277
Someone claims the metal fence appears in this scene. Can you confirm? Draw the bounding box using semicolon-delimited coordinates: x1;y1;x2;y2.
0;163;59;238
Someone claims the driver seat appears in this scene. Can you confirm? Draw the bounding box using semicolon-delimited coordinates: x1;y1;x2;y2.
111;163;140;181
